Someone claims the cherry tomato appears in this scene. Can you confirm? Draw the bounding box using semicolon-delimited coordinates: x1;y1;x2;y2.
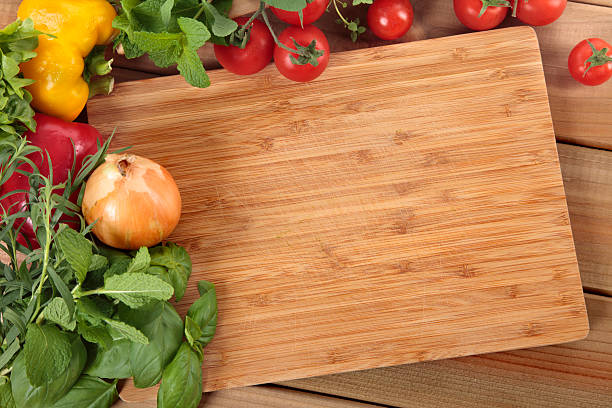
367;0;414;41
274;25;330;82
454;0;509;31
568;38;612;86
270;0;328;26
214;17;274;75
513;0;566;26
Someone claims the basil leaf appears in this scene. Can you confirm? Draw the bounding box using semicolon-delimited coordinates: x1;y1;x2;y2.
24;324;72;386
117;302;183;388
11;335;87;408
148;242;192;301
84;334;131;379
55;227;92;284
187;281;217;347
184;316;202;349
50;376;117;408
44;298;76;331
102;273;174;308
157;343;202;408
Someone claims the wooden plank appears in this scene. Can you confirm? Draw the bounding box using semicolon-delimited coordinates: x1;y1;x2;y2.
559;144;612;295
113;385;380;408
89;27;587;395
280;293;612;408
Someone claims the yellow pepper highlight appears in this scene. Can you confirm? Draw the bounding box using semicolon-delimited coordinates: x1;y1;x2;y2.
17;0;117;121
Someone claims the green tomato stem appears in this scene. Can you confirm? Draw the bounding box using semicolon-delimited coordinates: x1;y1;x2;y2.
260;7;305;55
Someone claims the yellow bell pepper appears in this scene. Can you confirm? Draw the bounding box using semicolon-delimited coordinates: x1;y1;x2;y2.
17;0;117;122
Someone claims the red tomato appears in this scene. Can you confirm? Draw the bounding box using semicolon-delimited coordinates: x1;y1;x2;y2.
274;25;330;82
214;17;274;75
513;0;566;26
367;0;414;41
453;0;509;31
568;38;612;86
270;0;328;26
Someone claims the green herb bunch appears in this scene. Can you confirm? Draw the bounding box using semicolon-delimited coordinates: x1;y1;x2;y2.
0;136;218;408
0;19;45;142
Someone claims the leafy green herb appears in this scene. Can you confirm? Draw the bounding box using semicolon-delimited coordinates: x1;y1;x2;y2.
126;247;150;274
117;301;184;388
148;242;192;301
187;280;218;347
97;273;174;308
24;324;72;386
44;298;76;331
84;330;132;379
50;375;118;408
55;227;93;285
0;19;44;142
157;343;203;408
11;335;87;408
184;316;202;348
0;378;16;408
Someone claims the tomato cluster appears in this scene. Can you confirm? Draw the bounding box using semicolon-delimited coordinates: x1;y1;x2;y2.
453;0;567;31
214;0;330;82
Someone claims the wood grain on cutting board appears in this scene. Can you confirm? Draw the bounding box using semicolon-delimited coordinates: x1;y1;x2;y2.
87;27;588;393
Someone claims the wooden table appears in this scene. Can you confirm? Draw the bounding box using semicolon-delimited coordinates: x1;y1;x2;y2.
2;1;611;407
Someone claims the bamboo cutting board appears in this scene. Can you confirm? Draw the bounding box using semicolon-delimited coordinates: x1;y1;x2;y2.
88;27;589;393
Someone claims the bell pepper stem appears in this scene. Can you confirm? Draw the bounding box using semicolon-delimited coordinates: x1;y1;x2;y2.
88;76;114;98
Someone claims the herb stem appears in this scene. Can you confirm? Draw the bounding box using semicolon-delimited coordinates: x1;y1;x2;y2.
261;8;304;55
332;0;350;26
238;2;264;37
0;366;12;376
30;181;54;323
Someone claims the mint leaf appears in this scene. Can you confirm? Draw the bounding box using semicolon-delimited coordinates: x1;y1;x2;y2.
148;242;192;301
177;48;210;88
201;2;238;37
186;281;217;347
50;375;118;408
353;0;373;4
184;316;202;349
24;324;72;386
44;298;76;331
160;0;175;27
102;273;174;308
126;247;150;274
88;254;108;271
177;17;210;49
103;319;149;345
262;0;307;11
55;227;92;284
131;31;183;67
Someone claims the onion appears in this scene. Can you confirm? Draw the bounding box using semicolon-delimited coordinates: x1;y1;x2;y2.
82;154;181;250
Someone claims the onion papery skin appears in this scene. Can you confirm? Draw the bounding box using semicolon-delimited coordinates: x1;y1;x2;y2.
82;154;182;250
